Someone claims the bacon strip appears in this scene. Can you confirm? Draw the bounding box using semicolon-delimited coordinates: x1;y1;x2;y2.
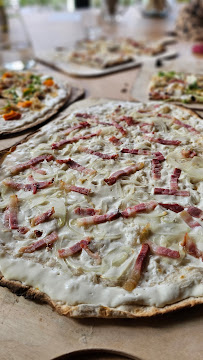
74;207;99;216
187;206;203;219
78;146;118;160
154;188;190;197
19;231;58;253
18;226;29;235
3;179;24;191
77;211;120;226
111;119;127;136
170;168;181;190
121;201;157;218
104;162;144;186
151;158;162;180
31;207;55;227
11;154;54;175
52;131;101;150
75;113;94;119
148;241;180;259
81;245;101;264
159;203;184;213
60;180;91;195
173;118;200;135
63;121;90;135
121;149;165;162
119;116;139;126
121;148;151;155
3;178;54;194
9;194;18;229
180;210;201;228
79;241;101;264
3;195;29;234
154;152;165;162
139;122;154;133
169;79;185;84
56;158;96;175
123;243;150;291
96;120;111;126
27;175;54;195
31;166;47;175
145;135;181;146
157;113;172;119
58;237;91;258
109;136;122;145
181;233;203;260
66;185;91;195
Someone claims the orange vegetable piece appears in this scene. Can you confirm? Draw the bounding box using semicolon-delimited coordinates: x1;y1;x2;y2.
43;78;54;87
3;110;21;121
2;72;13;79
17;100;32;108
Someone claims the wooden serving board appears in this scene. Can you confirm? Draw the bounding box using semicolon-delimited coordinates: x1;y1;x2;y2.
0;286;202;360
130;59;203;110
36;52;142;78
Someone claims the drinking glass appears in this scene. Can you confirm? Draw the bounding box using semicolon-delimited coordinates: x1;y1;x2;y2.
100;0;132;23
142;0;169;17
0;0;35;70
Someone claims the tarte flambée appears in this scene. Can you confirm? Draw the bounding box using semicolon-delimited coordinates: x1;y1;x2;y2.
0;70;71;136
0;99;203;318
67;37;166;69
148;71;203;105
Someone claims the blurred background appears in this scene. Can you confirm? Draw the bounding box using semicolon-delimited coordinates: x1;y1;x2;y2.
0;0;200;70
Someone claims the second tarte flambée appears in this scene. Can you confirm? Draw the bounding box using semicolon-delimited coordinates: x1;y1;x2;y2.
0;70;71;136
0;99;203;318
68;37;167;68
148;71;203;105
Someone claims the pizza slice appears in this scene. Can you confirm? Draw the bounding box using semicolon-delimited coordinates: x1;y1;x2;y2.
148;71;203;104
0;70;71;136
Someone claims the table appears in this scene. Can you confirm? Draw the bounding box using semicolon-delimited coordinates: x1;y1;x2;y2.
0;5;202;360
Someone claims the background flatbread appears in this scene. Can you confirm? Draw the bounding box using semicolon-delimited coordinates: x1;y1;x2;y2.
0;83;72;137
36;37;177;78
0;86;84;143
130;60;203;110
